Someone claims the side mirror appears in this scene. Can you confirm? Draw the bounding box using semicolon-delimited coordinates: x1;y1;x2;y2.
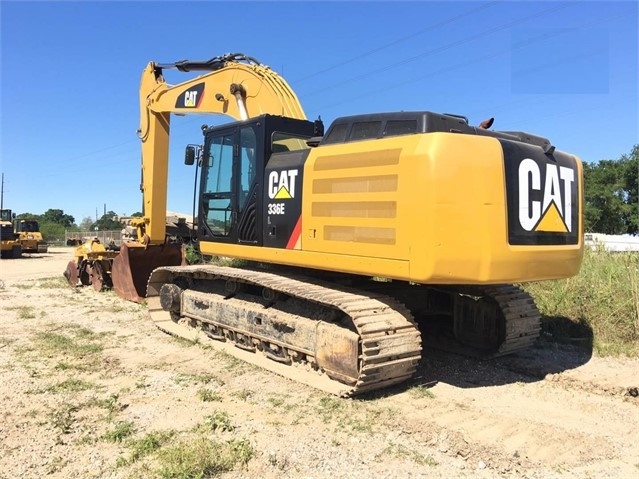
185;145;200;166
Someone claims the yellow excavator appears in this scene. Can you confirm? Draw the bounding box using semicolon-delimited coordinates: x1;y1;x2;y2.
109;53;583;396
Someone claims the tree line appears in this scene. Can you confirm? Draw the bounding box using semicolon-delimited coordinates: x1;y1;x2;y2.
584;144;638;235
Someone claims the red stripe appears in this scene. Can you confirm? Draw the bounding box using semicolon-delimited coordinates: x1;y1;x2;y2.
286;216;302;249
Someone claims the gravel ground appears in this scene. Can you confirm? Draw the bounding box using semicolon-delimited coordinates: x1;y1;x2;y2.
0;248;637;479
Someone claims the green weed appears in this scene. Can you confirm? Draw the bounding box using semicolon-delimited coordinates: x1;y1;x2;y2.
29;378;96;394
267;452;289;471
381;443;438;466
174;372;216;385
267;395;286;408
116;430;175;466
316;396;345;423
410;385;436;399
48;404;79;435
200;411;234;433
198;388;222;402
5;306;36;319
38;277;68;289
231;389;252;401
215;350;249;373
155;436;253;478
34;331;103;356
102;420;136;443
89;393;125;418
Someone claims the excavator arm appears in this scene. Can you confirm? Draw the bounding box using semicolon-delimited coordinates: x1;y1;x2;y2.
113;53;307;301
135;53;306;244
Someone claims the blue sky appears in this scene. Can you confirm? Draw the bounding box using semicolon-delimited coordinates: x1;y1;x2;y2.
1;0;637;225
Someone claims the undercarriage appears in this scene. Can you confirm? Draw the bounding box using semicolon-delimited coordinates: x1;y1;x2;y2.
145;265;540;396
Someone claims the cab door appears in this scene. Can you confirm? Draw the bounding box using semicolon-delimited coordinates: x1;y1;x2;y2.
199;124;260;244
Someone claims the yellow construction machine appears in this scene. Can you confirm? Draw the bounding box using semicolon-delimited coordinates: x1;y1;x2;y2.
64;214;194;291
1;220;21;259
0;209;21;259
0;209;48;254
103;53;583;396
63;237;119;291
13;218;48;253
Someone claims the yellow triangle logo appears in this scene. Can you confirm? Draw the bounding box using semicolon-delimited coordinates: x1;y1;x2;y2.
274;187;292;199
535;202;568;233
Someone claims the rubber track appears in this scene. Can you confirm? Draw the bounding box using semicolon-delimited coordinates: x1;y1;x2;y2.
146;265;422;397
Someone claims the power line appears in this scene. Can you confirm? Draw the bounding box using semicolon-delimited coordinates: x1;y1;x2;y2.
291;0;501;84
301;2;575;99
312;10;626;114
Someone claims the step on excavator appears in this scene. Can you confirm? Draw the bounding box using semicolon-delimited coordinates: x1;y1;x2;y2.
100;53;582;396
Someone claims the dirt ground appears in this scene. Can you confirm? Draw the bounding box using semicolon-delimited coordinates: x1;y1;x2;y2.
0;248;637;479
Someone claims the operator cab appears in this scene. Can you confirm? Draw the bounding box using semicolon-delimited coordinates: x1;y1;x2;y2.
15;220;40;233
190;114;320;247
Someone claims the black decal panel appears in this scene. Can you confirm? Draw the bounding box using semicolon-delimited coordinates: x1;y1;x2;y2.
263;150;308;249
175;83;205;108
501;140;579;245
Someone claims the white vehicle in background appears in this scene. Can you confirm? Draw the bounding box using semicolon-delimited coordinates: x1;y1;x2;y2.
584;233;639;252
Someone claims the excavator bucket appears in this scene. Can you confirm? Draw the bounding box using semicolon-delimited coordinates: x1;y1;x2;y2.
112;242;185;303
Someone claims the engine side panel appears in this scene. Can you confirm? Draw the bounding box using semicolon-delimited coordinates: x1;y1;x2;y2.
199;132;583;285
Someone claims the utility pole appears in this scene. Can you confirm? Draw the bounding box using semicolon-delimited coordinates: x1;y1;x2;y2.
1;173;4;211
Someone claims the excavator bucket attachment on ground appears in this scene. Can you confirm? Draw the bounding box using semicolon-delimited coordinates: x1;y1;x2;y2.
112;242;185;303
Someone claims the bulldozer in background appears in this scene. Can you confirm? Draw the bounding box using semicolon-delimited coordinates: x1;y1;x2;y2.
13;218;48;253
0;218;21;259
0;209;48;254
71;53;583;396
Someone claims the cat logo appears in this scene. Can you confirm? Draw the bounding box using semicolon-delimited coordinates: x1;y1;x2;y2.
502;139;580;246
518;159;575;233
184;91;198;107
268;169;298;200
175;83;204;108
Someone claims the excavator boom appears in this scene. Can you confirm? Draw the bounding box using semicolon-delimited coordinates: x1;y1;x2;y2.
112;53;308;301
